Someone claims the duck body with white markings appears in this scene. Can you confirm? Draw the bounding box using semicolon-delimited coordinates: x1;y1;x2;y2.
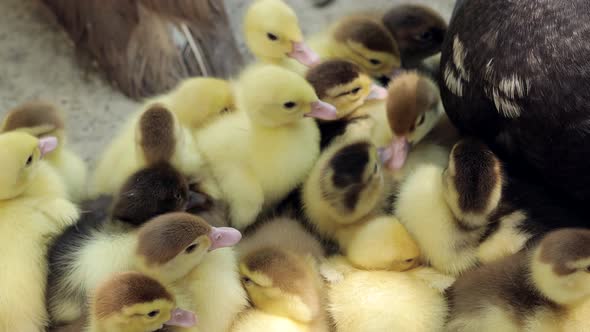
441;0;590;214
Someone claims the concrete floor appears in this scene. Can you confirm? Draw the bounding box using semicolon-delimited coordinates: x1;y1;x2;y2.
0;0;455;167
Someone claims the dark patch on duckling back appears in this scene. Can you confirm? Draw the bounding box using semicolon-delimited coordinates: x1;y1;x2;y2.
138;104;176;164
334;18;398;54
2;101;64;133
538;228;590;276
306;60;362;99
451;139;500;213
136;212;211;265
112;162;189;226
94;272;172;319
382;5;447;61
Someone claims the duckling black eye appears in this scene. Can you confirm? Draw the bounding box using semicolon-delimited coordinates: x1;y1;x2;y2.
185;243;198;254
418;31;434;41
405;258;415;263
25;155;33;166
416;114;426;126
283;101;297;109
369;59;381;66
350;87;361;95
221;107;231;114
147;310;159;318
174;192;182;201
267;33;279;41
241;276;253;285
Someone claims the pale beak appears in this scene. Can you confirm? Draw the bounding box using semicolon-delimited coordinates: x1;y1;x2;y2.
366;84;388;101
164;308;197;328
288;41;320;67
305;100;338;120
39;136;58;158
208;227;242;251
379;136;410;170
186;191;209;210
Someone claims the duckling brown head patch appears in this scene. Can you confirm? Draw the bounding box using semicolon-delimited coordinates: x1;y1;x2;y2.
382;5;447;59
2;101;64;134
94;272;172;319
244;247;307;295
539;228;590;276
138;104;176;165
112;163;189;226
136;212;211;265
305;60;362;99
387;72;438;136
334;18;398;55
450;139;501;214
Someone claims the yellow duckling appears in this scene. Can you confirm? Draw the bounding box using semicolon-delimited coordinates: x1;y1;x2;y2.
2;101;88;202
193;64;337;230
323;256;449;332
91;104;201;197
244;0;320;74
86;272;197;332
309;15;401;80
145;77;236;130
446;228;590;332
135;212;247;332
0;131;79;332
302;138;420;271
233;246;330;332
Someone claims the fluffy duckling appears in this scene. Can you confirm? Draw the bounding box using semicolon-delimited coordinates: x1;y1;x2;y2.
381;5;447;69
87;272;197;332
446;228;590;332
305;59;388;148
193;64;337;230
243;0;319;75
302;138;420;271
0;132;79;332
91;103;201;197
373;71;454;171
134;212;247;332
2;101;88;201
395;139;503;276
47;162;203;325
145;77;235;130
324;256;449;332
233;246;330;332
309;15;401;81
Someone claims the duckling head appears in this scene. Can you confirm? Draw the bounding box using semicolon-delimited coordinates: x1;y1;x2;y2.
91;272;197;332
331;16;401;80
0;131;57;200
244;0;319;66
1;101;66;145
237;65;337;127
379;71;443;170
382;5;447;64
320;140;384;224
169;78;235;129
305;59;388;119
442;139;503;229
136;212;242;283
240;247;321;323
111;162;208;226
531;228;590;306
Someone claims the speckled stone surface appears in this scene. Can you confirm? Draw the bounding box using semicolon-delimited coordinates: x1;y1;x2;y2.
0;0;455;168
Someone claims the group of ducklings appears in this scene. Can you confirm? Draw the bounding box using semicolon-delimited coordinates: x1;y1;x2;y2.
1;0;589;331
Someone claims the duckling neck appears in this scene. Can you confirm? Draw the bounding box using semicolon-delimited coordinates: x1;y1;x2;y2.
24;162;69;199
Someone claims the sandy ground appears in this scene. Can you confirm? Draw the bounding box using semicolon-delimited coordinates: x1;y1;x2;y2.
0;0;455;167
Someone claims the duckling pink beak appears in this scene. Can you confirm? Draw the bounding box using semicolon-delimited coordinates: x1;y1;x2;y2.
366;84;388;101
208;227;242;251
164;308;197;328
39;136;58;158
379;137;410;170
288;41;320;67
305;100;338;120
